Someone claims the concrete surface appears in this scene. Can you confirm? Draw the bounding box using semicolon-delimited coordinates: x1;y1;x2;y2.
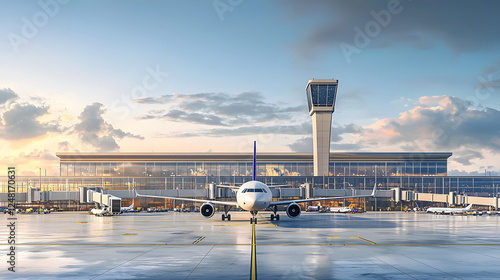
2;211;500;279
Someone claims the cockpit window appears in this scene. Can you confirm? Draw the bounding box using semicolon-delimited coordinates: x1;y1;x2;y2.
242;188;267;193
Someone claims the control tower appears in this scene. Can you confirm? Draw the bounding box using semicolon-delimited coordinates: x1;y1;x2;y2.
306;78;338;176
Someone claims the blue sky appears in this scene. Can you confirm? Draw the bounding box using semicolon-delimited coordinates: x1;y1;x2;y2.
0;0;499;176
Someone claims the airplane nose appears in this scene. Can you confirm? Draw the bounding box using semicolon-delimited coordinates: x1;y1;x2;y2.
244;200;255;210
253;195;268;210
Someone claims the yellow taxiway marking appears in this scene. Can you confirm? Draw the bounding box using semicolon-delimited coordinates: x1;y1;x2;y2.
122;233;138;236
4;243;170;246
350;237;377;245
5;243;500;246
192;236;206;245
214;223;276;227
250;222;257;280
328;236;376;244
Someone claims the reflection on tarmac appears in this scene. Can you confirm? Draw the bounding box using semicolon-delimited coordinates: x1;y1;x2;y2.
4;211;500;279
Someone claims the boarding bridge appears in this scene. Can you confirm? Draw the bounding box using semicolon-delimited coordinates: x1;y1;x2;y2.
3;185;500;210
391;187;500;209
80;187;122;215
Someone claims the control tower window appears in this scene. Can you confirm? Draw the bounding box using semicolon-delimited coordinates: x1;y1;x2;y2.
318;85;327;106
310;84;337;107
327;85;336;106
311;85;319;105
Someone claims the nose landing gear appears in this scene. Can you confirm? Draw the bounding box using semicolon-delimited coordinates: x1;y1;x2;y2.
250;211;258;224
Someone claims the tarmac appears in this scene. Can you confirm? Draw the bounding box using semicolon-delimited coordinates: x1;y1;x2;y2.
2;211;500;279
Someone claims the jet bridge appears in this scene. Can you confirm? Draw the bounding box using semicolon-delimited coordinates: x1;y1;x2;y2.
391;187;500;209
82;187;122;215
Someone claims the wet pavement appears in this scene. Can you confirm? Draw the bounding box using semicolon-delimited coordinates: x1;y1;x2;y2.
2;211;500;279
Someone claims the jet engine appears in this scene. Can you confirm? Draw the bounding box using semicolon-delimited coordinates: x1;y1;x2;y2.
200;203;215;218
286;203;301;218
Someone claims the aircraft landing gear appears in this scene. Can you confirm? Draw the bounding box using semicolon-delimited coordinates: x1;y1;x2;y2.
270;205;280;221
222;205;232;221
250;211;258;224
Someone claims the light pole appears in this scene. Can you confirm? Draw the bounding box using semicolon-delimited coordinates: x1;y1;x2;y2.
374;165;378;211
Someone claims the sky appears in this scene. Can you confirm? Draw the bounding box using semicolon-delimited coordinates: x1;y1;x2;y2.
0;0;499;176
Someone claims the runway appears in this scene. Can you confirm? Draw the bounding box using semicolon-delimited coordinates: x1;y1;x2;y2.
3;211;500;279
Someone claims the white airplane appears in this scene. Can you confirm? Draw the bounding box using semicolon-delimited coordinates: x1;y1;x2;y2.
90;206;109;216
135;142;377;223
426;204;473;214
121;203;134;213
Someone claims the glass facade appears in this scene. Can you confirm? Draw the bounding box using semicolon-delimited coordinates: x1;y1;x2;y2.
330;161;447;177
1;175;499;197
8;152;498;201
59;160;447;177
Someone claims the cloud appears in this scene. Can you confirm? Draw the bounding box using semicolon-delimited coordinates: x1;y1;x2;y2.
135;92;304;126
475;62;500;97
58;141;70;152
0;88;18;104
134;95;175;104
74;103;144;152
448;169;499;176
0;149;60;176
286;0;500;58
141;109;228;126
288;124;363;152
288;95;500;168
21;149;59;162
358;96;500;154
288;137;313;153
167;121;312;138
0;103;62;140
452;150;485;166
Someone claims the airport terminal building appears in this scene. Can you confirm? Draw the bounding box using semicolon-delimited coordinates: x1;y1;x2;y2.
14;150;500;194
1;78;499;210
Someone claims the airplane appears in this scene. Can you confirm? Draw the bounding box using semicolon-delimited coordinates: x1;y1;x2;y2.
120;203;134;213
426;204;473;214
135;141;377;223
90;206;109;216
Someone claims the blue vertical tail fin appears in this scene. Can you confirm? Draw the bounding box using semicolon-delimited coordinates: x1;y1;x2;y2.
252;141;257;181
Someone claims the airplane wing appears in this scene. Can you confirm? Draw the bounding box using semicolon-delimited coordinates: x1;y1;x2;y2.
134;189;239;207
269;184;377;206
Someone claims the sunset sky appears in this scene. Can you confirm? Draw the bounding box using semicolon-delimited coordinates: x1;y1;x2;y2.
1;0;499;176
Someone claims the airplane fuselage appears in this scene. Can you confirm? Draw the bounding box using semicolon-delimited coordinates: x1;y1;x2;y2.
236;181;272;211
426;205;472;214
90;207;108;215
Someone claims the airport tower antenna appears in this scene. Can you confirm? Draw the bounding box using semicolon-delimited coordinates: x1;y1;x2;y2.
306;78;338;176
